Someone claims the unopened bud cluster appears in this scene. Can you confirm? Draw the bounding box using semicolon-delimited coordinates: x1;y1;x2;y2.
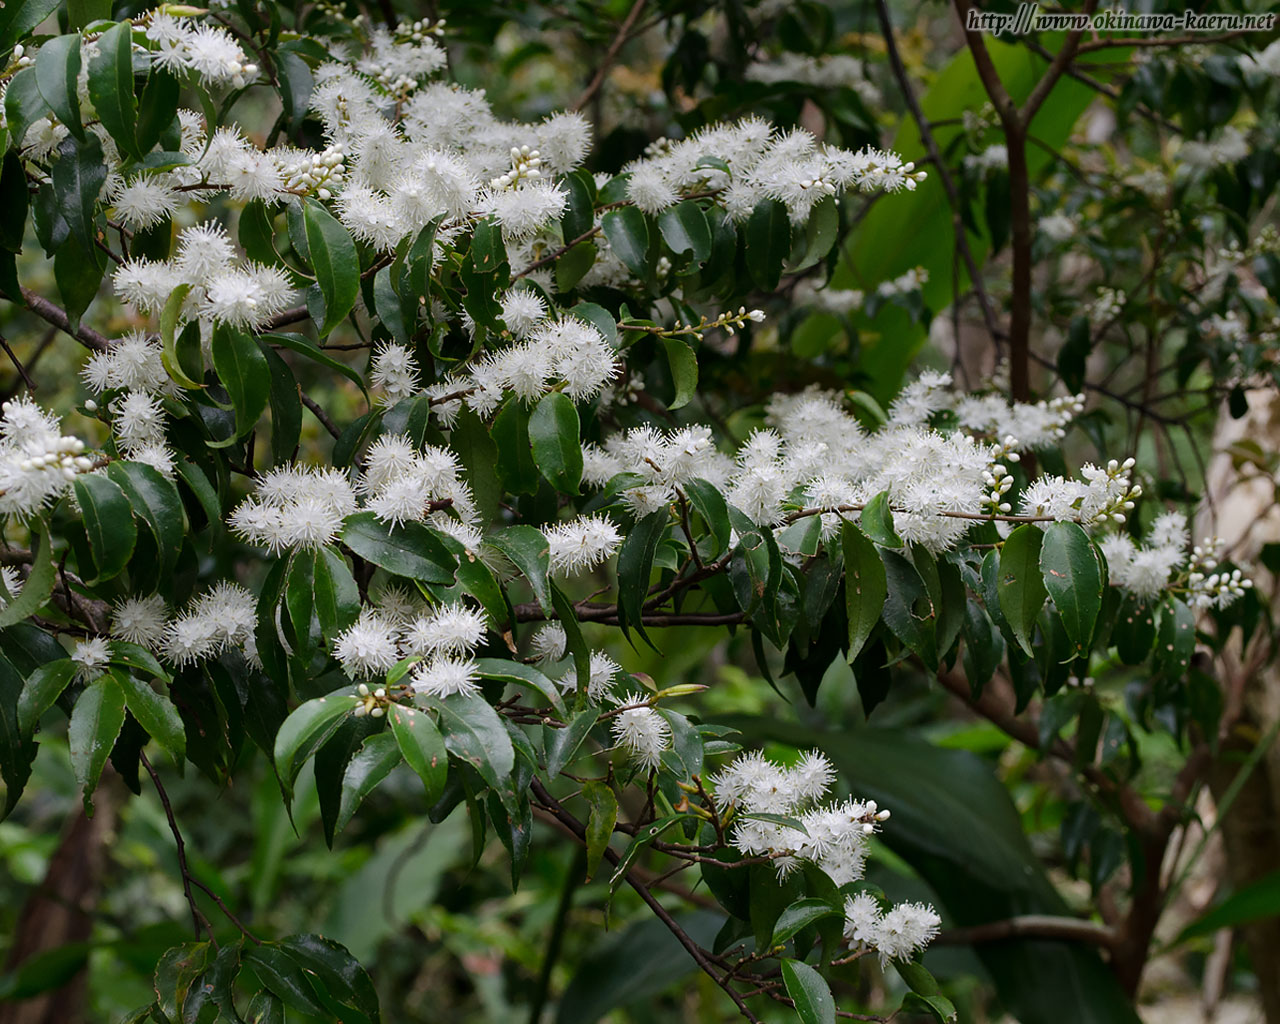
9;43;32;70
714;307;767;337
982;461;1016;514
490;146;542;190
1100;457;1140;524
286;143;346;199
396;17;446;43
353;682;390;718
18;436;94;482
1186;536;1254;608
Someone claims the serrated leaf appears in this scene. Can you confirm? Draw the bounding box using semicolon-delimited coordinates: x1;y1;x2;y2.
583;780;617;880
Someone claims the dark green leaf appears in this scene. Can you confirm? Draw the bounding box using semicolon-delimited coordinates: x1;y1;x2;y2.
335;730;400;833
87;22;140;159
657;200;711;263
780;958;835;1024
116;672;185;769
4;68;49;162
683;478;730;557
1039;522;1103;656
0;525;55;629
488;525;552;613
860;491;902;547
1177;867;1280;943
841;520;886;662
601;206;650;278
1113;592;1155;664
73;474;137;583
998;525;1048;657
35;34;84;142
50;134;105;249
135;69;179;156
896;959;958;1022
303;200;359;337
272;689;360;798
745;199;790;291
340;512;457;583
263;342;302;464
16;658;76;735
544;707;597;778
473;658;564;715
660;337;697;410
528;392;583;494
69;675;126;815
431;692;515;799
107;461;186;578
211;324;271;441
772;898;841;948
617;509;668;648
0;654;36;818
389;703;447;803
0;150;30;253
1157;597;1195;681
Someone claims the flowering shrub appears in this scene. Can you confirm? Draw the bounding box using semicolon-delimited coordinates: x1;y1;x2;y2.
0;2;1277;1023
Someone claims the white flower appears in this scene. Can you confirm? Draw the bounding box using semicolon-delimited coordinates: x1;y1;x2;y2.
544;514;623;576
411;655;481;698
500;288;547;339
371;343;420;404
334;610;401;679
531;623;566;662
71;637;111;682
610;693;670;769
111;594;169;649
872;901;941;965
843;892;883;946
400;604;487;657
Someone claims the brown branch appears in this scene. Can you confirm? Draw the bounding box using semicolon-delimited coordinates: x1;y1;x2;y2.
0;332;36;391
140;752;214;944
570;0;648;112
19;288;109;352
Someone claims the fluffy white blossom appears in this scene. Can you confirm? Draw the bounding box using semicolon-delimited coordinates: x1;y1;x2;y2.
610;693;670;769
0;398;96;519
544;514;623;575
71;637;111;682
111;594;169;649
334;609;401;679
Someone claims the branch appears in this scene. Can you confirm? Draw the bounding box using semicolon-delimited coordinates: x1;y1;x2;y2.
140;752;215;943
20;288;109;352
1020;0;1100;125
951;0;1017;124
570;0;648;112
875;0;1005;350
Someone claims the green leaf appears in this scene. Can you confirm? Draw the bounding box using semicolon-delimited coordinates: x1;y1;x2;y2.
263;342;302;465
560;168;597;241
303;200;359;338
841;520;886;662
583;780;617;880
1157;597;1195;681
116;672;186;769
660;337;697;410
780;959;835;1024
1112;592;1155;664
657;200;711;263
314;546;360;640
16;658;76;735
69;676;126;816
544;707;597;778
601;206;650;278
73;474;137;583
745;198;790;292
35;34;84;142
785;194;839;274
107;461;186;579
1039;522;1103;656
210;323;271;441
245;990;284;1024
262;333;369;397
275;934;381;1022
555;239;596;291
53;239;104;327
860;491;902;547
616;509;668;648
241;944;330;1019
341;512;457;584
431;692;515;802
0;0;61;52
108;641;170;683
608;815;685;893
998;524;1048;657
153;942;213;1023
0;525;55;629
896;960;959;1022
683;477;730;557
0;655;34;818
135;69;179;156
488;525;552;613
1177;867;1280;943
4;68;49;161
528;392;583;494
0;150;31;253
277;50;314;129
388;703;447;804
469;216;507;274
159;284;204;390
272;690;360;798
87;22;140;160
473;658;564;715
880;549;937;668
284;550;318;661
772;898;841;948
336;731;401;834
50;134;105;250
491;398;540;495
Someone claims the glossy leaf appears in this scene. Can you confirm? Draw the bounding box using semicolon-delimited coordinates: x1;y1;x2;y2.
389;703;447;803
601;206;650;278
1039;522;1103;656
341;512;457;583
745;198;790;291
69;675;126;815
16;658;76;735
0;526;55;630
616;509;668;648
772;898;841;948
273;690;361;798
431;692;515;799
473;658;564;715
842;520;886;662
107;461;186;578
303;200;359;337
860;491;902;547
86;22;140;160
528;392;583;494
116;672;186;769
336;731;401;833
582;780;617;880
780;958;835;1024
488;525;552;613
73;474;137;583
998;524;1048;657
657;200;711;263
660;337;698;410
211;324;271;440
50;135;105;250
35;34;84;142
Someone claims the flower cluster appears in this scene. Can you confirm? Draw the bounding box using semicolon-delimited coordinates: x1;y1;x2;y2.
109;583;258;668
358;434;480;548
230;466;359;553
0;398;96;519
610;693;671;769
81;332;178;477
144;12;260;88
1101;513;1252;608
542;514;624;576
333;590;489;699
713;750;940;964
